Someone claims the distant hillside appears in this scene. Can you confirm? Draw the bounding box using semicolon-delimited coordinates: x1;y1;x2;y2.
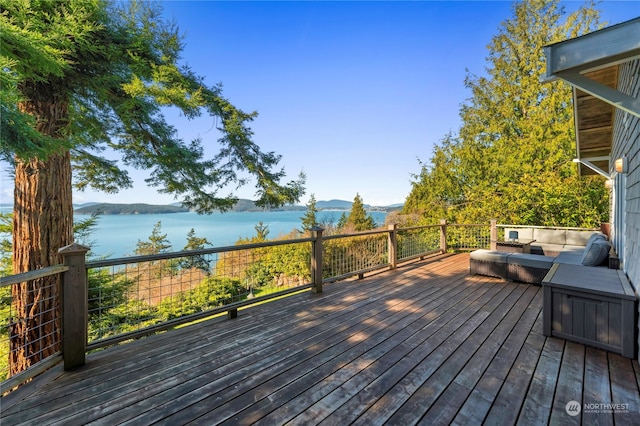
316;200;403;212
72;199;403;214
230;199;305;212
316;199;352;209
74;200;305;214
74;203;189;215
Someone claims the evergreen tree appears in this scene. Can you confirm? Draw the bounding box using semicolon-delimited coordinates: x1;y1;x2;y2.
73;213;101;251
135;222;172;256
337;212;348;230
346;194;375;232
180;228;212;272
1;0;304;373
404;0;608;227
254;222;270;241
183;228;212;252
300;194;319;233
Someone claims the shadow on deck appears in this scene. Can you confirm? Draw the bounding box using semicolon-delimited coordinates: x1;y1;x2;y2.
1;253;639;425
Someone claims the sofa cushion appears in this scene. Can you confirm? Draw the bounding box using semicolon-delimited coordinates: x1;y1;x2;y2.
565;230;601;246
583;232;606;247
533;229;566;245
531;243;564;257
470;249;510;263
561;245;588;253
554;251;583;265
581;239;610;266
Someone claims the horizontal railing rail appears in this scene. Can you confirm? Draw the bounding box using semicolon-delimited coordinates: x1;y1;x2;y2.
0;265;69;288
0;220;500;391
85;237;315;269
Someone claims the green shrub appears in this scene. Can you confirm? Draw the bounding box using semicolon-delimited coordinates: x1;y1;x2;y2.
157;276;243;321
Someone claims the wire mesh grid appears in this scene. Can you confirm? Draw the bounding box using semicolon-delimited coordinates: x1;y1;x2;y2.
0;277;61;381
397;226;440;261
87;241;313;344
447;225;491;250
323;232;389;279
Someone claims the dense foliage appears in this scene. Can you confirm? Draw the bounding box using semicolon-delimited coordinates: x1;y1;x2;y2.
403;0;609;227
1;0;305;210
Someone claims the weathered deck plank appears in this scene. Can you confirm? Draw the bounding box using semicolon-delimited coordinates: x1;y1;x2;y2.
1;253;639;426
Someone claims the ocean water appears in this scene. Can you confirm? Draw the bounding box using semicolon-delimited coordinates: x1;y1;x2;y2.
1;208;387;259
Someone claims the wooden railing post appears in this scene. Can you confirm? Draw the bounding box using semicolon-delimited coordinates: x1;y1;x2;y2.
311;227;324;293
59;243;90;371
490;219;498;250
439;219;448;253
388;224;398;269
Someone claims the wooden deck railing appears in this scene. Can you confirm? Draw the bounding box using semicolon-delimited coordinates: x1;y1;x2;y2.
0;221;493;390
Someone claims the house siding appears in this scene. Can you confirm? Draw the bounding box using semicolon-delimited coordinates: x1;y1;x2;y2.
611;58;640;361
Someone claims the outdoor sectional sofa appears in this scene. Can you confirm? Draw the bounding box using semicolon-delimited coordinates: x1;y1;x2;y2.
470;228;609;284
503;226;602;257
469;229;637;358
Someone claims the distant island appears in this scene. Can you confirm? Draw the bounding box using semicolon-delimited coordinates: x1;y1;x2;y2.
74;200;306;215
73;200;403;215
74;203;190;215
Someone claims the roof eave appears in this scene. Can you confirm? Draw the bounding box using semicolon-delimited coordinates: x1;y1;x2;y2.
544;18;640;78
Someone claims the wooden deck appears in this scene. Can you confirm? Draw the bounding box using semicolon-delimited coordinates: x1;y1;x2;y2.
1;253;639;425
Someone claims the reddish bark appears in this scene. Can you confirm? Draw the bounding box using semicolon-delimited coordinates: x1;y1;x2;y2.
10;92;73;375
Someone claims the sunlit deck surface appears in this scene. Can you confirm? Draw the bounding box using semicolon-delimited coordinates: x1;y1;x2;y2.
2;253;640;425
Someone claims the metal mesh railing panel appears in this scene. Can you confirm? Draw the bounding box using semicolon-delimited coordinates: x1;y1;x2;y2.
323;232;389;280
87;241;312;345
1;276;61;381
397;226;440;261
447;225;491;250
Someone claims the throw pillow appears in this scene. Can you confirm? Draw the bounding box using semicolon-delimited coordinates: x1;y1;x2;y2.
581;239;610;266
585;232;606;248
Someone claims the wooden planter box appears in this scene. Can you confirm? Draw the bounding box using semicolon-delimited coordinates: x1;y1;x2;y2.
542;263;637;358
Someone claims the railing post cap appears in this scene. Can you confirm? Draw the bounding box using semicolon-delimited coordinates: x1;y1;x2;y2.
58;242;91;255
310;226;324;232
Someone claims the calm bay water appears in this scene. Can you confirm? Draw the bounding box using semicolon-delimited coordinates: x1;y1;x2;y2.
1;208;387;259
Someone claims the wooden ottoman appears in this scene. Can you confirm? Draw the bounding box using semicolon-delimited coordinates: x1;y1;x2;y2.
543;263;637;358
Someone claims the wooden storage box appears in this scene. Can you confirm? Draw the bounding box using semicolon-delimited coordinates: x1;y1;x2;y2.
542;264;637;358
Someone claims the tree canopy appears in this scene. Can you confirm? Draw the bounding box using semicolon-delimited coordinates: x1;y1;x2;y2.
1;0;305;211
403;0;609;227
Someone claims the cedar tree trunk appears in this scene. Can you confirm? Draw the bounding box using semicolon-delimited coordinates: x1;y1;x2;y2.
10;90;73;375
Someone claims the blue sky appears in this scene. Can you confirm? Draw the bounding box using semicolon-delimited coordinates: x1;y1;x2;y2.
1;1;638;207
